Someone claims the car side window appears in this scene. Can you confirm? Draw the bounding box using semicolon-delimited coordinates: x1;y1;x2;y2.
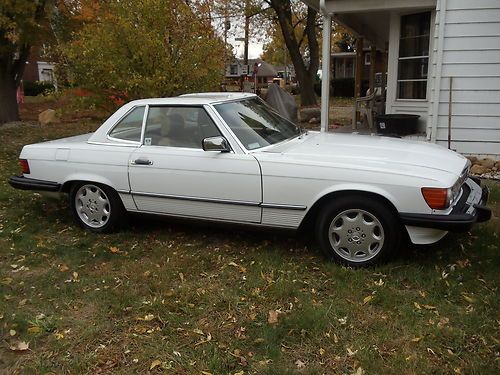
143;106;221;149
109;106;145;142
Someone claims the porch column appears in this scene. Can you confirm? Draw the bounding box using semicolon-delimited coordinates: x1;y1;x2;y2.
320;14;332;132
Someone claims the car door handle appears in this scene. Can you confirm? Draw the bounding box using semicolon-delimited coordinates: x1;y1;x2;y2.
132;158;153;166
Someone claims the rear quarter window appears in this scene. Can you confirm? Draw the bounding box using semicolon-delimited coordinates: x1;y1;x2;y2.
108;106;145;142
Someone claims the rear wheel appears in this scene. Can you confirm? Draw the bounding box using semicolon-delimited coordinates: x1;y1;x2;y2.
70;182;124;232
316;196;401;266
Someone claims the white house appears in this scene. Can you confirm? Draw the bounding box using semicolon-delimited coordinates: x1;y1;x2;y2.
303;0;500;159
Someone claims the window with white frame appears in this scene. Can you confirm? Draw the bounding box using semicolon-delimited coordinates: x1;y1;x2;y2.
397;12;431;99
364;52;371;65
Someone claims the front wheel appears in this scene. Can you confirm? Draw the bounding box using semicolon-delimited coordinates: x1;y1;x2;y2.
70;182;124;232
315;196;401;266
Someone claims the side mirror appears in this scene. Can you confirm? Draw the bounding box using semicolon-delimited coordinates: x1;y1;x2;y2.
202;136;231;152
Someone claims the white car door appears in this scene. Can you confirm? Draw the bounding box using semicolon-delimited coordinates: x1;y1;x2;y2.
128;105;262;223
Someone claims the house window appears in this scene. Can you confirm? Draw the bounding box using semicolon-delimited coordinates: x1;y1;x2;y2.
230;64;238;75
364;52;371;65
397;12;431;99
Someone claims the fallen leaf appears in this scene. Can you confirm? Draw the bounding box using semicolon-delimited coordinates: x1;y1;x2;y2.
201;371;213;375
150;359;161;370
136;314;155;321
19;299;27;306
58;264;69;272
194;332;212;347
362;295;374;305
228;261;246;273
411;336;423;343
109;246;121;254
437;317;450;329
233;371;244;375
268;310;279;324
422;304;437;310
295;359;306;369
347;347;358;356
338;316;347;325
28;326;42;334
258;359;272;366
353;367;365;375
414;302;422;310
462;294;475;303
9;329;16;336
319;347;325;356
9;341;29;351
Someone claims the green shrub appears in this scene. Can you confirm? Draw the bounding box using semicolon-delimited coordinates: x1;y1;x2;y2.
23;81;55;96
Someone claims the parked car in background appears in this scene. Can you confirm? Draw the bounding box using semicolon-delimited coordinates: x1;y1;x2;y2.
9;93;491;266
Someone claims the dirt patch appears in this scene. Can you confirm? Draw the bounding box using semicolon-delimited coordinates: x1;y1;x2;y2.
19;95;109;124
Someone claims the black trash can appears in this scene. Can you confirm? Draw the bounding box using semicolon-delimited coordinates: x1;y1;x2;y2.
375;114;420;136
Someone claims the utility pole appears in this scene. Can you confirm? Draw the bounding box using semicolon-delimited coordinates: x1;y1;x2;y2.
243;0;250;65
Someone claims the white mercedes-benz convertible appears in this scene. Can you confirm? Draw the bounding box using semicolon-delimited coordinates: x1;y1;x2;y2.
9;93;491;266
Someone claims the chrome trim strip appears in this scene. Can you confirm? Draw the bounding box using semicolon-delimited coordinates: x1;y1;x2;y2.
131;191;260;207
87;141;139;148
140;104;149;145
261;203;307;211
123;190;307;211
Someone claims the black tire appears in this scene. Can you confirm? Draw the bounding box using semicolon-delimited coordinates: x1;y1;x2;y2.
69;182;125;233
315;195;401;267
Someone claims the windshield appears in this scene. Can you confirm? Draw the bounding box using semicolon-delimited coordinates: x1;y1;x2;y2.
214;98;301;150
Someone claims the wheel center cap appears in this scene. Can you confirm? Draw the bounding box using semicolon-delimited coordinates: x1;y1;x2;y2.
352;234;361;242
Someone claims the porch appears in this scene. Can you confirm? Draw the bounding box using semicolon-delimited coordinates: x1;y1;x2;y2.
304;0;438;138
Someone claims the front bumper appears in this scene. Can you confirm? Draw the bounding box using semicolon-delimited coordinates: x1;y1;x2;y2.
400;177;491;232
8;176;61;192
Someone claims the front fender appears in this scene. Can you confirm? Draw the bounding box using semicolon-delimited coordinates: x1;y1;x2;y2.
307;183;401;213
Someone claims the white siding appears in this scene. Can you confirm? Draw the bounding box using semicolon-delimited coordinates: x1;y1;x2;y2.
427;0;500;158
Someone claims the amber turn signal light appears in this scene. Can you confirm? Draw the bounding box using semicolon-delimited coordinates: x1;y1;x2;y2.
421;187;449;210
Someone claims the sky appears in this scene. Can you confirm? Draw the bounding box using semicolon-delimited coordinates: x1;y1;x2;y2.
229;38;263;60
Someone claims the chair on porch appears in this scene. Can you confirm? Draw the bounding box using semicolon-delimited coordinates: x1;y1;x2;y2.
352;91;375;130
352;87;386;130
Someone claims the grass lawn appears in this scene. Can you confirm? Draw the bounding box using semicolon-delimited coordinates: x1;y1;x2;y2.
0;121;499;375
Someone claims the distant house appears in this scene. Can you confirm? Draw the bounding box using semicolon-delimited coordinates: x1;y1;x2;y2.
225;58;279;85
23;46;56;84
332;48;384;81
304;0;500;158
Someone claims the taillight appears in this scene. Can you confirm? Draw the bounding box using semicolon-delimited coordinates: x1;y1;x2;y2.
19;159;30;174
421;187;450;210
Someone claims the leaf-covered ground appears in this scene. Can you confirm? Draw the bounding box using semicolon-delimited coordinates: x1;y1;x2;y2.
0;121;498;375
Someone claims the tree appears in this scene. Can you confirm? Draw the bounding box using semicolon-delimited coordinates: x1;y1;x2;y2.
59;0;225;106
0;0;49;124
264;0;319;106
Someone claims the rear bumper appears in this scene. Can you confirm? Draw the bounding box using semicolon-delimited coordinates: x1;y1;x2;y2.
400;178;491;232
8;176;61;192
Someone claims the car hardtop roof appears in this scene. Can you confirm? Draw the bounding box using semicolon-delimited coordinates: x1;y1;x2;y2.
127;92;257;106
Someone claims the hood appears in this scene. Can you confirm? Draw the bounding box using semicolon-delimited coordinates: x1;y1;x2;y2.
256;131;468;184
